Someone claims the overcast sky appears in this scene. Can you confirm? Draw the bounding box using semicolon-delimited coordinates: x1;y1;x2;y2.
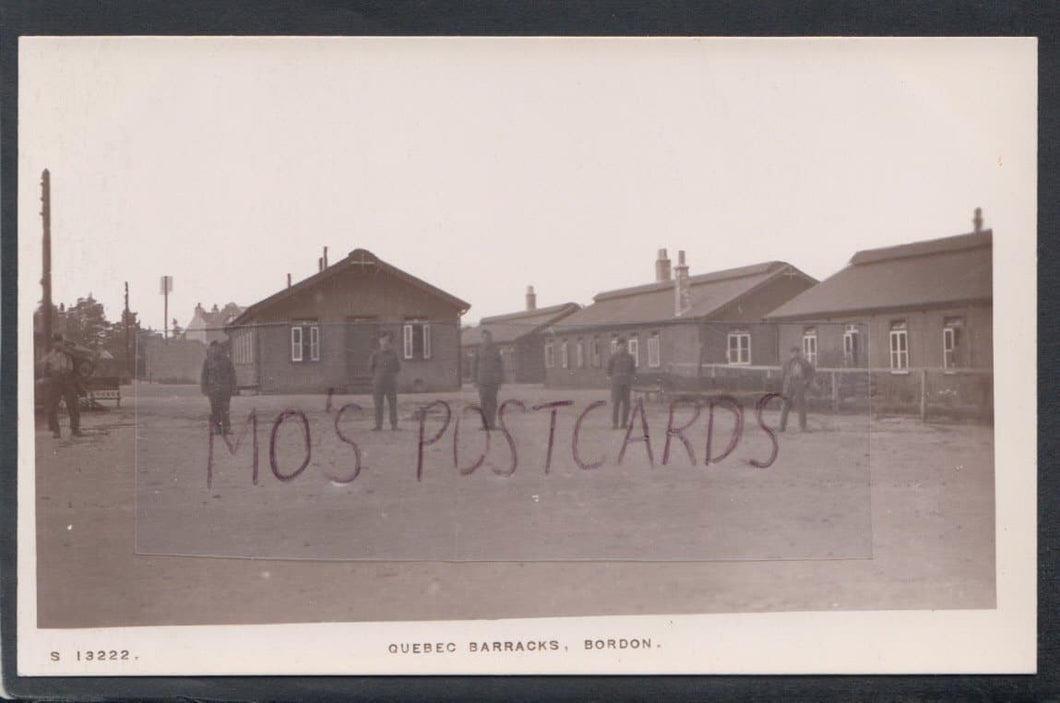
19;37;1035;330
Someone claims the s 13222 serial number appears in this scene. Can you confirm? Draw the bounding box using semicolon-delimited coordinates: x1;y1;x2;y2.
75;650;130;662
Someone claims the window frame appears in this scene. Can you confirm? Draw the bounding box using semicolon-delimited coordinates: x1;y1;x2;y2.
308;325;320;362
802;328;818;366
560;339;569;369
544;341;555;368
889;321;909;372
628;337;640;367
726;330;751;365
843;325;859;367
647;332;661;368
942;317;963;370
290;326;303;362
402;320;432;360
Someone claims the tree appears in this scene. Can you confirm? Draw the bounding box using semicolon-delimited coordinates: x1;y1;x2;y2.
64;295;108;349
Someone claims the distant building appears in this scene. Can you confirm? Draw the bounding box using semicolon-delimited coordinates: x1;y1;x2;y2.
765;216;993;415
544;249;816;388
766;226;992;371
226;248;470;394
461;287;580;384
187;302;244;345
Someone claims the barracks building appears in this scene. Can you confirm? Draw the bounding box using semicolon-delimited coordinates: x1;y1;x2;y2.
226;249;469;394
543;249;817;389
461;287;580;384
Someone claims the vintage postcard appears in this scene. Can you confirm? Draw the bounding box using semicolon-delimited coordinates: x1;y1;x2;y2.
15;36;1036;676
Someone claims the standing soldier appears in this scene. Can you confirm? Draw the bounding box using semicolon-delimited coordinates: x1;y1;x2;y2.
369;331;401;431
472;329;504;429
606;336;636;429
41;333;84;438
201;341;237;435
780;345;815;432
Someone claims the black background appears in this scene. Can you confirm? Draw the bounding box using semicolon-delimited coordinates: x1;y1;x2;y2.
1;1;1056;700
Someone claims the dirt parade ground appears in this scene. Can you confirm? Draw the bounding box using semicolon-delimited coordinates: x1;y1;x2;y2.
33;383;995;628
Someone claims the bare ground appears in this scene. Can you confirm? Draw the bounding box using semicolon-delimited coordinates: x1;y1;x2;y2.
34;383;994;628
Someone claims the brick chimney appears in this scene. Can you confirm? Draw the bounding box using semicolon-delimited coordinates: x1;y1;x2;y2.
973;207;984;234
655;248;672;282
526;285;537;311
674;250;691;317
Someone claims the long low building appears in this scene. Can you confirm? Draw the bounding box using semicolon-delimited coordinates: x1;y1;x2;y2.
461;287;580;384
544;249;817;389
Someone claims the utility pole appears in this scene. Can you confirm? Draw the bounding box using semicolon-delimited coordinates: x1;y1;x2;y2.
160;275;173;339
124;281;132;378
40;169;52;350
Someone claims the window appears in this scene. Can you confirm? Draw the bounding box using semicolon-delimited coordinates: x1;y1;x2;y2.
628;337;640;367
309;325;320;362
943;317;963;369
843;324;860;367
402;321;431;360
647;332;661;368
291;323;319;363
560;340;569;368
590;337;601;367
802;328;818;366
889;321;909;371
234;330;254;364
544;341;555;368
290;326;303;362
575;340;585;368
727;330;751;365
610;337;619;356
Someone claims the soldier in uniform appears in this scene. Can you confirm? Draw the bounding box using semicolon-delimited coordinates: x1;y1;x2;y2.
369;331;401;431
41;333;84;438
606;336;637;429
200;341;237;435
472;329;504;429
780;345;815;432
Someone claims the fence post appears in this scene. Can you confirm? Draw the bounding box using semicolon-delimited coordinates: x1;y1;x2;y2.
919;368;927;421
831;370;838;413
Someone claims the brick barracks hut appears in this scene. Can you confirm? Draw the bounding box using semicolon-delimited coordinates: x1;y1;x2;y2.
765;210;993;418
544;249;816;390
460;287;580;384
226;248;470;394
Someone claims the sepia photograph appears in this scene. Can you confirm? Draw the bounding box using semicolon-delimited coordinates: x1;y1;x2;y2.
15;35;1036;676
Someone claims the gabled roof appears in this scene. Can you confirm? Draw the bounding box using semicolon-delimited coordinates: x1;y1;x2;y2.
462;302;581;345
229;248;470;327
552;261;814;330
196;303;244;328
766;230;992;320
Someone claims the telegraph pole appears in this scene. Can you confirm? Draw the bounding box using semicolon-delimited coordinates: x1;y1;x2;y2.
40;169;52;350
160;275;173;339
124;281;132;378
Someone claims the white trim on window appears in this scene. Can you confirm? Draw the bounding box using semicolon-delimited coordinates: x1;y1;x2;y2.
403;324;414;360
628;337;640;367
590;337;601;367
309;325;320;361
575;340;585;369
942;317;962;370
544;341;555;368
560;340;569;369
843;325;859;367
290;326;303;362
802;328;818;366
726;330;751;365
889;321;909;371
422;323;431;360
647;332;661;368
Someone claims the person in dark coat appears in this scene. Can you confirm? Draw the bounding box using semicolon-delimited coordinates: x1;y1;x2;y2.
368;331;401;430
200;341;237;435
779;346;815;432
606;336;637;429
41;333;84;438
472;329;504;429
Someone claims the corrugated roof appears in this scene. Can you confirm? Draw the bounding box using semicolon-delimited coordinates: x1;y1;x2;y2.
767;230;992;320
462;302;581;345
553;261;810;329
230;249;470;327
